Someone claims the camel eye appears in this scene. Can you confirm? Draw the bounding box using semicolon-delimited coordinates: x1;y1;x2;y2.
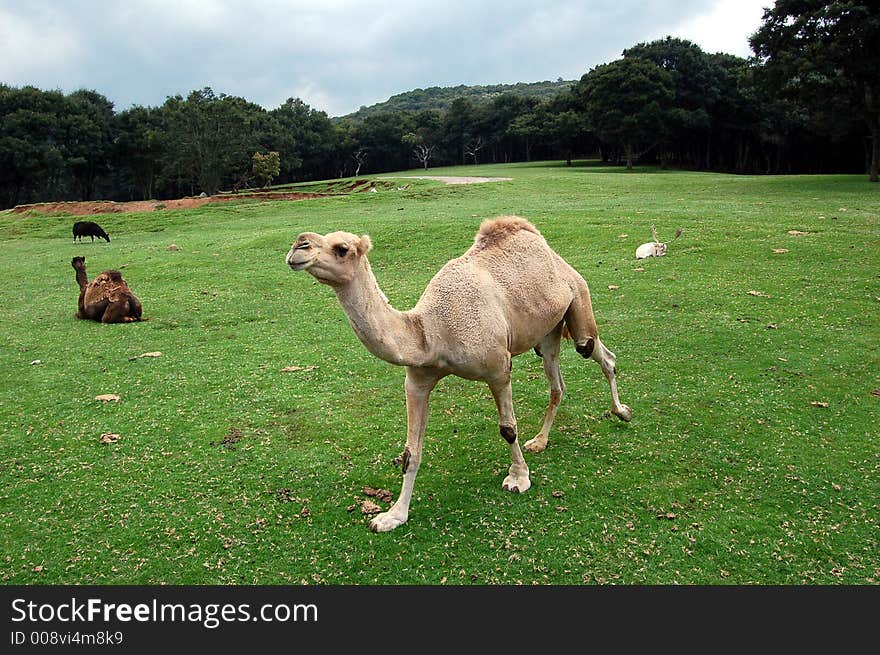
334;244;350;257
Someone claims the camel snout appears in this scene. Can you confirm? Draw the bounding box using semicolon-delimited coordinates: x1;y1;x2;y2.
288;234;324;270
286;248;311;271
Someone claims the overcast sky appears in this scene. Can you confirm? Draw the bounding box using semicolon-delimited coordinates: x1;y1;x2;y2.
0;0;770;117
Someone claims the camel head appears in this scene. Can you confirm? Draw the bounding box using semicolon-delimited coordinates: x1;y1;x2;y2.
71;256;86;272
286;231;372;285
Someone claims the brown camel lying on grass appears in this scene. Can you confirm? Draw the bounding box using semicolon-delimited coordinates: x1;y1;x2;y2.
71;256;142;323
286;216;631;531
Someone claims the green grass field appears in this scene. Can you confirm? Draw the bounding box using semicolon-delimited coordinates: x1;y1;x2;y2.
1;161;877;585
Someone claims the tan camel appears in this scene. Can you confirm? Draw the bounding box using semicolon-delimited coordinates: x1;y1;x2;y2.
286;216;631;532
71;256;143;323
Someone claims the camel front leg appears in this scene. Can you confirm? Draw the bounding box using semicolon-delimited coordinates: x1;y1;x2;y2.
488;375;531;494
369;368;439;532
525;326;565;453
100;300;131;323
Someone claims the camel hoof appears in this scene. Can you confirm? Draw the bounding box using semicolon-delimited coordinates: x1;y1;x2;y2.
523;436;547;453
613;404;633;422
502;475;531;494
369;511;407;532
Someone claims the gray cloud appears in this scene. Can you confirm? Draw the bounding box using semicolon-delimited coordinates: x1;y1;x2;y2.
0;0;768;116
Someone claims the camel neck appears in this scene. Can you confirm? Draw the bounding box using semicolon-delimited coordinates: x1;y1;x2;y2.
334;258;429;367
74;267;88;317
74;267;88;291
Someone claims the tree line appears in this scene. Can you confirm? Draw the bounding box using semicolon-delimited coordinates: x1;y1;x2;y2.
1;2;877;209
345;80;573;120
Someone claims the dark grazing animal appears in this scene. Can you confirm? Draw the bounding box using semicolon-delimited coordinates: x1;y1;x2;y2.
72;221;110;243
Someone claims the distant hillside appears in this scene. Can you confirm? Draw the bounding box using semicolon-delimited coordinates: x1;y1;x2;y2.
342;79;575;119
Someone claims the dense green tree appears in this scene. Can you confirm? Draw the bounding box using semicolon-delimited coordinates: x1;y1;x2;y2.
269;98;336;181
0;85;66;206
403;111;442;169
508;104;547;162
545;110;583;166
114;105;165;199
624;38;721;168
543;92;588;166
329;119;362;177
251;151;281;187
62;89;116;200
160;88;268;195
578;58;674;169
750;0;880;181
700;55;764;173
443;97;477;164
487;94;534;163
353;112;414;173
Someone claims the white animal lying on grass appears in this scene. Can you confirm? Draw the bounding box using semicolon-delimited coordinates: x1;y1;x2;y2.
635;224;683;259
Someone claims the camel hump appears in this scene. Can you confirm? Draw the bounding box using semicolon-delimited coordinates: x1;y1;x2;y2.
474;216;542;250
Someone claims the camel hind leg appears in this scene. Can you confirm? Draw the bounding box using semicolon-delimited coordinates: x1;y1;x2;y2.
524;323;565;453
590;338;632;421
127;293;143;320
564;282;632;422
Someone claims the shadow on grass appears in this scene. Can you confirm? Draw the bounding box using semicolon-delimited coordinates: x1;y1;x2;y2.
520;159;677;175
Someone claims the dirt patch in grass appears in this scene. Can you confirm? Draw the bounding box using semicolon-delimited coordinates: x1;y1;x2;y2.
9;192;330;217
379;175;513;185
6;177;499;217
211;426;244;450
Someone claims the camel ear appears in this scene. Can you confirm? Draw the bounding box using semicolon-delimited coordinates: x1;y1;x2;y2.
357;234;372;256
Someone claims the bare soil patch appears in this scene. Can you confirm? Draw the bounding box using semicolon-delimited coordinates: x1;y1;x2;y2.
9;192;330;217
380;175;512;185
7;176;507;217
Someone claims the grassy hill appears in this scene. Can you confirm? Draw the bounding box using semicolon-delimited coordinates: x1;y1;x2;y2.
1;161;877;585
342;79;574;119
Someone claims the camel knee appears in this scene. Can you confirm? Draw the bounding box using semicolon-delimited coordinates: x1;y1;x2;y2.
575;337;594;358
500;424;517;444
401;446;411;473
394;443;423;473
